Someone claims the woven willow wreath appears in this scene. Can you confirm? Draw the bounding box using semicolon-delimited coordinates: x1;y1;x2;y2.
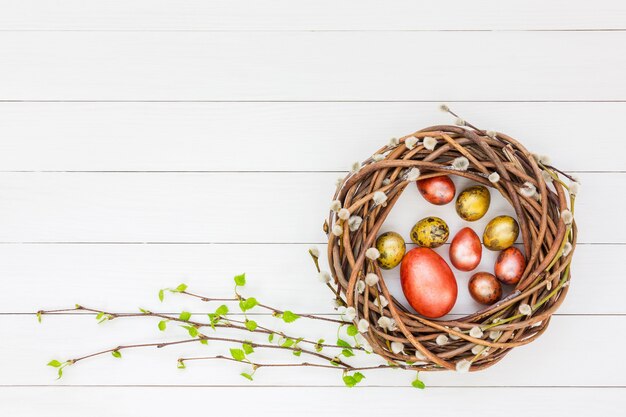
325;113;578;372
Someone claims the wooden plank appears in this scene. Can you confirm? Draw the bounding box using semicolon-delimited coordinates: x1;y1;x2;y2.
0;32;625;100
1;386;622;417
0;0;624;31
0;172;618;243
0;243;620;315
0;102;622;172
3;315;625;386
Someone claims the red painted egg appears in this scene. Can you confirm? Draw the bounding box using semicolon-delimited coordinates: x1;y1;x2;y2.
416;176;456;205
468;272;502;305
400;248;457;318
494;247;527;285
449;227;482;271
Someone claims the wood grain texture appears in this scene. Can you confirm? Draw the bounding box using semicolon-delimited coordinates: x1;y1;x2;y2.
1;387;623;417
0;102;624;172
3;315;625;386
1;0;625;30
0;243;621;314
1;0;623;411
1;32;625;100
0;172;618;243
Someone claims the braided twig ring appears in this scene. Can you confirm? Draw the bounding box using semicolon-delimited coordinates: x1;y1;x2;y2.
326;120;577;372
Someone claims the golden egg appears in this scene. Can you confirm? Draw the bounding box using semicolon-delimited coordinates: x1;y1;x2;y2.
483;215;520;251
375;231;406;270
410;217;450;248
455;185;491;221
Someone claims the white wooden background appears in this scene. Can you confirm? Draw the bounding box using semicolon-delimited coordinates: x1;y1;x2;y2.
1;1;626;415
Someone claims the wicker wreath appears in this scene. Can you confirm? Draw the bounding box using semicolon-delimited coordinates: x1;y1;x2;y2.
325;112;578;372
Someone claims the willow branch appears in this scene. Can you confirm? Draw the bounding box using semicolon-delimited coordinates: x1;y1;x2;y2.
180;290;346;324
38;305;355;351
180;355;399;372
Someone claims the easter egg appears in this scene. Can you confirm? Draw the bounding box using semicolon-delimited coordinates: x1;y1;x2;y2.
400;248;458;318
410;217;450;248
375;231;406;270
449;227;482;271
494;247;527;285
416;176;456;205
468;272;502;305
455;185;491;221
483;215;520;251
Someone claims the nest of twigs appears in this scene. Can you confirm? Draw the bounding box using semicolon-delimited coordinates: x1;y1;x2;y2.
325;114;578;372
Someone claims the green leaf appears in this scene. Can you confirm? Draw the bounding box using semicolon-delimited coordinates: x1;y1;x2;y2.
177;361;186;369
158;289;165;302
111;350;122;358
181;325;198;338
281;338;295;348
47;360;62;368
336;339;352;349
139;308;150;314
179;311;191;321
37;311;42;323
315;338;325;351
341;349;355;358
342;375;357;387
199;338;208;345
293;350;302;357
158;320;167;331
282;310;300;323
353;372;365;383
240;372;254;381
268;333;275;342
242;343;254;355
57;368;63;379
346;325;358;336
234;273;246;286
207;313;217;330
245;320;258;331
230;348;246;361
412;378;426;389
239;297;258;312
215;304;229;316
175;283;188;292
330;358;341;367
95;312;104;320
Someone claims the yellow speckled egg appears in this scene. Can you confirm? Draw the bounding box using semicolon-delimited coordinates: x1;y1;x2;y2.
483;215;520;251
410;217;450;248
455;185;491;221
375;231;406;269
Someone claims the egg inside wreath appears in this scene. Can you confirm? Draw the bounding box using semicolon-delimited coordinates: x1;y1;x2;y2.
375;175;525;319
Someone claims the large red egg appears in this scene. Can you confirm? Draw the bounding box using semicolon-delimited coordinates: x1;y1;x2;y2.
449;227;482;271
416;176;456;205
400;248;457;318
494;247;527;285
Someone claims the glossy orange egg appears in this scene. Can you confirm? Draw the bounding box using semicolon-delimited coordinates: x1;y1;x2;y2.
416;176;456;205
468;272;502;305
494;247;527;285
449;227;482;271
400;248;457;318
